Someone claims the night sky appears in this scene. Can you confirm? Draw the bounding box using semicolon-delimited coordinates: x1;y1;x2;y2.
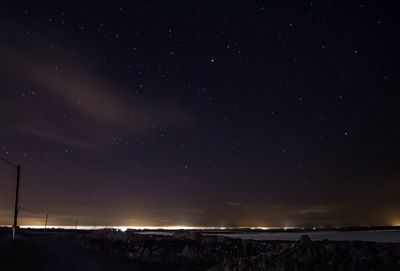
1;1;399;228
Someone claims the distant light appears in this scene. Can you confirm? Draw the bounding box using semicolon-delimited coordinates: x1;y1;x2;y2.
392;220;400;227
283;226;295;231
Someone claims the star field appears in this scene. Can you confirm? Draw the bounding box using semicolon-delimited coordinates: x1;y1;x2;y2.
0;1;399;227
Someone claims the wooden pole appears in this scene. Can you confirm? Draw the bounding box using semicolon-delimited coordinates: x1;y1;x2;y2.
0;157;21;239
44;213;48;231
12;165;20;239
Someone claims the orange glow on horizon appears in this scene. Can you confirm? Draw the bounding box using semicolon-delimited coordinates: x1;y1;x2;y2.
10;225;283;231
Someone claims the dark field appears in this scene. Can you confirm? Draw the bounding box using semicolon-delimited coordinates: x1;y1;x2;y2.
1;228;400;271
0;228;174;271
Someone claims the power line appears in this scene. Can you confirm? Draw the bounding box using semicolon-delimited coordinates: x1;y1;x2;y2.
0;156;18;167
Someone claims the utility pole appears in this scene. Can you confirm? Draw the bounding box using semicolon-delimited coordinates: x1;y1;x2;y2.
12;165;21;239
44;213;48;231
0;156;21;240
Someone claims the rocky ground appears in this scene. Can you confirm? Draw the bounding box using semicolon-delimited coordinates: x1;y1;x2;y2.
65;230;400;271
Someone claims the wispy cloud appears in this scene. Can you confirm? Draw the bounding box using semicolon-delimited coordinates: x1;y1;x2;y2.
0;42;195;150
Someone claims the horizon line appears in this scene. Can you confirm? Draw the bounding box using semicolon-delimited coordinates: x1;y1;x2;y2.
1;225;399;231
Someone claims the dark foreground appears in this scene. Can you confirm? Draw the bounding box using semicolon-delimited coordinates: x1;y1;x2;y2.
1;229;400;271
0;230;174;271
